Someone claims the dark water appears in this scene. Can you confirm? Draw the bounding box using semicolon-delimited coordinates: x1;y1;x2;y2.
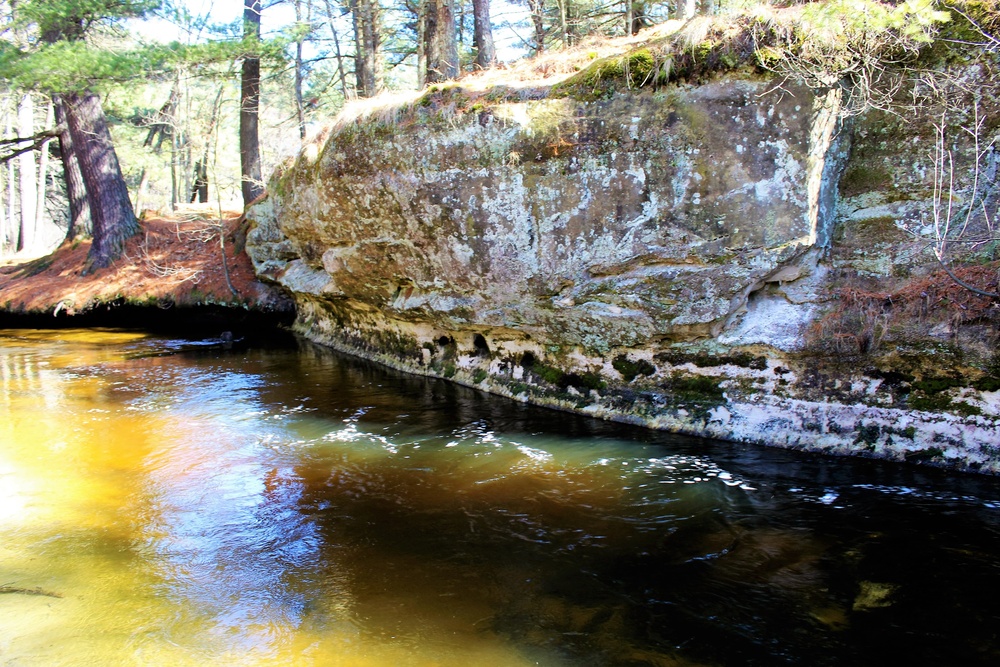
1;328;999;666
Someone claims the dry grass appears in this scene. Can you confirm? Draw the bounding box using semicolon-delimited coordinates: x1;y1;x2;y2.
0;212;261;314
808;263;1000;354
324;11;782;133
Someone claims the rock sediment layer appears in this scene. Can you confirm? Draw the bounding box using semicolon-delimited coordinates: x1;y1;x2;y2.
247;75;1000;474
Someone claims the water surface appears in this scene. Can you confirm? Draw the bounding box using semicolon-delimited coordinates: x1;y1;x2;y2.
2;328;999;665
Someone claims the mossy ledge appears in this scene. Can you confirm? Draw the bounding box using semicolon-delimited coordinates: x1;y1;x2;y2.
275;294;1000;475
246;12;1000;474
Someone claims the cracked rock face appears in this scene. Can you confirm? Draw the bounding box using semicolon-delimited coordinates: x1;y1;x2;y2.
241;75;1000;475
248;78;841;353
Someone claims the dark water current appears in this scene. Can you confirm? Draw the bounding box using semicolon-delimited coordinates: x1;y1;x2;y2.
1;328;999;666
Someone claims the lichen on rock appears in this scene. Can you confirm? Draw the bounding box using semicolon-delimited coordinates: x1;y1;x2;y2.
245;48;1000;474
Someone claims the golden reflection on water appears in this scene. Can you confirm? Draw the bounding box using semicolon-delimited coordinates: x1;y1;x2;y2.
0;329;550;666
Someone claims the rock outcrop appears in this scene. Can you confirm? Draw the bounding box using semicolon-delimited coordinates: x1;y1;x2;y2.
247;65;1000;473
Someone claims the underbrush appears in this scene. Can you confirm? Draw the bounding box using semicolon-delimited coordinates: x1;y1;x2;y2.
807;263;1000;356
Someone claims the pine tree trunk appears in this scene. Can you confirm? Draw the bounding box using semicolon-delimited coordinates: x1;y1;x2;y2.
35;99;54;235
676;0;697;20
556;0;569;46
241;0;264;206
53;95;91;242
472;0;496;69
63;92;138;270
17;94;35;252
351;0;382;97
528;0;546;54
422;0;458;85
134;168;150;215
0;103;7;254
6;113;15;243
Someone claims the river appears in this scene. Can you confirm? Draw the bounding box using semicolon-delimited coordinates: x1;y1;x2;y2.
1;327;999;666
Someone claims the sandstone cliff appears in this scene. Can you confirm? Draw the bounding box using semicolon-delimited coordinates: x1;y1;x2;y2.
246;32;1000;473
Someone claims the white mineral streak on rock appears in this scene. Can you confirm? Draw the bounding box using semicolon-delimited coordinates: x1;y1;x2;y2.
244;73;1000;474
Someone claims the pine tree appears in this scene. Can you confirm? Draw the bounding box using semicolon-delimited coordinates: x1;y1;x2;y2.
6;0;158;268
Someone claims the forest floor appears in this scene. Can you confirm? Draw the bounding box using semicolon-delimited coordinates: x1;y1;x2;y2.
0;208;285;316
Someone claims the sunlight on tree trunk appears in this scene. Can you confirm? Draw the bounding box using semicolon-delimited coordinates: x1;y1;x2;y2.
0;101;7;254
241;0;264;206
351;0;382;97
472;0;496;69
926;106;999;300
423;0;458;84
528;0;546;55
34;98;53;237
294;0;308;140
6;112;15;246
17;93;35;252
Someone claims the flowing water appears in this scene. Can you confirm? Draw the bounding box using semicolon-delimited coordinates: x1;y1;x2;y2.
1;328;999;666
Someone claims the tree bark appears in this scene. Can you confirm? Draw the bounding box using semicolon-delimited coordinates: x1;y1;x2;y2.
556;0;569;47
63;92;138;270
351;0;382;97
527;0;546;55
676;0;697;20
6;113;15;245
472;0;496;69
17;94;35;252
53;95;92;242
35;99;53;234
422;0;458;85
189;86;225;205
241;0;264;206
0;105;7;254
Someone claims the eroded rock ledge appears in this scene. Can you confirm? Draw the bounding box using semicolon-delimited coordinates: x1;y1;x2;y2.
246;73;1000;474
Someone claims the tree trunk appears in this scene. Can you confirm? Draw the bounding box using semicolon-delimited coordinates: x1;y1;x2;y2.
556;0;570;46
134;168;150;215
63;92;138;270
472;0;496;69
189;86;225;205
294;0;307;139
190;161;208;203
17;94;35;252
323;0;351;99
35;99;54;235
422;0;458;85
527;0;546;54
0;104;7;254
6;113;15;245
54;95;92;242
132;167;149;218
351;0;382;97
241;0;264;206
676;0;697;20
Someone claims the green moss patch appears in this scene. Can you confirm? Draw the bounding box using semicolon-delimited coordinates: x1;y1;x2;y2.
612;354;656;382
661;373;725;402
